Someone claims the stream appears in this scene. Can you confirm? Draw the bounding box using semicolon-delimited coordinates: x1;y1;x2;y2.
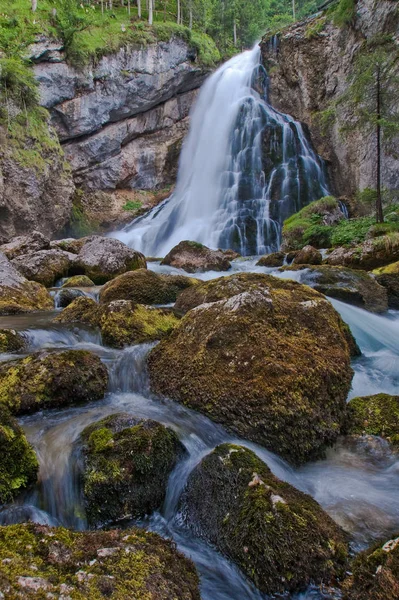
1;259;399;599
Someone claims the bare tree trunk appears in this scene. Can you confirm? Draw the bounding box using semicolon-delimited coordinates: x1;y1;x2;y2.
109;0;113;9
148;0;153;24
136;0;140;17
120;0;124;6
233;21;237;46
292;0;296;20
189;0;193;29
177;0;180;24
31;0;37;11
163;0;167;21
376;66;384;223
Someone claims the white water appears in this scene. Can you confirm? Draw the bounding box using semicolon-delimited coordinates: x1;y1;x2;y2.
111;45;329;257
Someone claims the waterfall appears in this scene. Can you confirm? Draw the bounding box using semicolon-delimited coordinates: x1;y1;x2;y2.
111;44;330;257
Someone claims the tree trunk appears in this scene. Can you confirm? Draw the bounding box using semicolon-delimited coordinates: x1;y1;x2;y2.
148;0;153;24
233;21;237;46
189;2;193;29
136;0;140;17
376;65;384;223
31;0;37;11
101;0;104;14
292;0;296;21
177;0;180;24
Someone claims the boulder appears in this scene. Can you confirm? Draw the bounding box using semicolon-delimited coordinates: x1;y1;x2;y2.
161;241;231;273
54;297;102;327
0;350;108;415
50;238;83;254
0;523;200;599
346;394;399;451
61;274;95;287
256;251;286;267
292;244;323;265
342;534;399;600
81;414;184;527
0;404;38;504
149;273;354;465
74;236;146;284
326;233;399;271
11;249;76;287
55;288;87;309
100;301;179;348
0;329;26;353
179;444;348;595
279;264;388;313
0;231;50;260
373;262;399;309
0;252;54;315
99;269;198;306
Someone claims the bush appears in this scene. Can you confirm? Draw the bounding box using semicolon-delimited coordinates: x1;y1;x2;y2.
0;57;38;107
332;0;356;27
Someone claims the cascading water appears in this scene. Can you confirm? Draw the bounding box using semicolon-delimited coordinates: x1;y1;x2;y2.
111;44;329;256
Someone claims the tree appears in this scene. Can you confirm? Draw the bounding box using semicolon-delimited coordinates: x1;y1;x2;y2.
31;0;37;11
340;37;399;223
148;0;153;23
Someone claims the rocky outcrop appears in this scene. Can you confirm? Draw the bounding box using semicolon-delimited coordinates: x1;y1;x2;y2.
261;0;399;196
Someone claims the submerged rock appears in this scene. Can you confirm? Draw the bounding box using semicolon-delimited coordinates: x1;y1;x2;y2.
161;240;232;272
347;394;399;451
81;414;184;527
0;523;200;599
0;252;54;315
0;231;50;260
0;404;38;504
149;273;354;465
280;264;388;313
99;268;198;306
179;444;348;595
292;244;323;265
0;350;108;415
62;274;95;287
0;329;25;353
11;249;75;287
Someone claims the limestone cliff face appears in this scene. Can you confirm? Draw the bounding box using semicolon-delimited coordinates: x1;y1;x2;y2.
261;0;399;197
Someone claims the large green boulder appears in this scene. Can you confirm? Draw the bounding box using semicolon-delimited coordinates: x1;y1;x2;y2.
347;394;399;450
149;273;354;465
0;523;200;599
179;444;348;595
0;404;38;504
0;350;108;415
81;414;185;527
54;296;102;327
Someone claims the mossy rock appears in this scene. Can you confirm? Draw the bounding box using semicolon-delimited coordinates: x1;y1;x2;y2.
0;329;25;353
54;297;102;327
0;523;200;599
99;269;199;306
279;264;388;313
326;233;399;271
62;275;95;287
256;251;286;267
346;394;399;450
100;300;179;349
0;404;38;505
56;288;87;309
81;414;185;527
179;444;348;595
149;273;354;465
292;244;323;265
373;261;399;275
342;534;399;599
0;350;108;415
374;272;399;309
11;249;75;287
161;240;232;273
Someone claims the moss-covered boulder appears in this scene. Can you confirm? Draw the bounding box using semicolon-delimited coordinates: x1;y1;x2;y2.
0;329;25;353
62;274;95;287
0;231;50;260
179;444;348;595
256;251;286;267
0;523;200;599
81;414;185;527
99;269;198;306
373;262;399;309
0;252;54;315
279;264;388;313
149;273;354;465
342;534;399;600
161;240;231;273
100;300;179;348
56;288;87;309
11;249;76;287
347;394;399;450
0;350;108;415
74;236;147;284
54;296;102;327
326;233;399;271
0;404;38;505
292;244;323;265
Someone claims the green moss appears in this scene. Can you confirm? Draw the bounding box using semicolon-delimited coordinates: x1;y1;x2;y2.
54;296;102;326
331;0;356;27
347;394;399;449
122;200;142;211
305;15;326;39
282;196;339;250
373;261;399;275
0;329;25;353
61;275;95;288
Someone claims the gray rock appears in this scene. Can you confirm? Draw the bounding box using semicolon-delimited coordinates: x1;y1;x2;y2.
11;249;76;287
161;240;231;273
0;231;50;260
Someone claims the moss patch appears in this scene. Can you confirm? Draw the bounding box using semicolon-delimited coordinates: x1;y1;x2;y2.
347;394;399;450
0;329;25;353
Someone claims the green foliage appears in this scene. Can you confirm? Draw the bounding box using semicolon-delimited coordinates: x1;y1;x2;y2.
122;200;143;211
305;15;326;40
68;190;96;237
0;57;38;107
331;0;355;27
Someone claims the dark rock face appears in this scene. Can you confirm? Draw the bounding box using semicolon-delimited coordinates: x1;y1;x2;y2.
161;241;232;273
179;444;348;595
81;414;185;527
375;273;399;309
149;273;354;465
0;523;201;599
0;350;108;415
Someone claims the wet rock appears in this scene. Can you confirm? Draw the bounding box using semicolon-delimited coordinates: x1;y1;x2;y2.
279;264;388;313
99;268;198;306
292;245;323;265
11;249;76;287
61;275;95;288
220;248;241;261
0;404;38;504
161;241;231;273
346;394;399;451
342;534;399;600
100;300;179;349
326;233;399;271
74;236;146;284
0;350;108;415
0;523;200;599
0;231;50;260
149;273;354;465
0;329;25;353
373;262;399;309
179;444;348;595
54;297;101;327
81;414;185;527
0;252;54;315
55;288;86;309
256;251;286;267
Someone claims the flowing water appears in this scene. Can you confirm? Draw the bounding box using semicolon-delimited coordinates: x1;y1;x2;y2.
1;260;399;599
111;45;330;257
